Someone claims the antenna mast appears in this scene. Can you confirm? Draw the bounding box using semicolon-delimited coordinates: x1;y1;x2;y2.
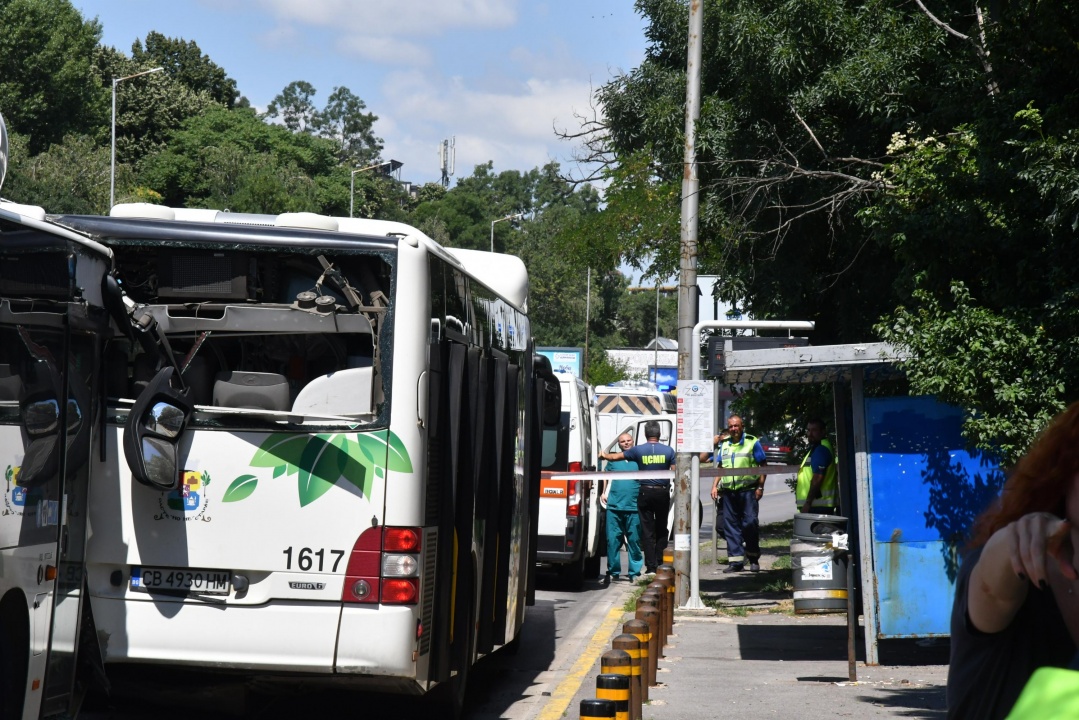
438;137;456;188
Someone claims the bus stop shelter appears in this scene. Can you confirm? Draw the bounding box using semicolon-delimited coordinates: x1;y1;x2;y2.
718;341;1003;665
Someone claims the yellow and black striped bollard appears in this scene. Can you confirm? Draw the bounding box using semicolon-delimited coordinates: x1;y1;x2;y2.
580;698;616;719
611;634;643;720
596;673;631;720
634;606;660;688
623;618;652;699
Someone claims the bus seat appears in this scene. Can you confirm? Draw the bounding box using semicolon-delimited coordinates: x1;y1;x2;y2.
213;371;290;411
181;355;214;406
291;367;373;417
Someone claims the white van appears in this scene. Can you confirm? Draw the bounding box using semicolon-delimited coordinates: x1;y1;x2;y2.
594;380;676;449
537;372;604;586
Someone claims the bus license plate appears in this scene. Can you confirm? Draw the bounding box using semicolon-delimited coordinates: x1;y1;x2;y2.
130;567;231;595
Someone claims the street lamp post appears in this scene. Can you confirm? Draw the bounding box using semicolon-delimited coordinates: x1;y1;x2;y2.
350;161;396;217
489;212;524;253
111;67;164;209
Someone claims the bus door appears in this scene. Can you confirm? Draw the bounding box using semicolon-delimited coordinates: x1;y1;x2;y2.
0;214;108;718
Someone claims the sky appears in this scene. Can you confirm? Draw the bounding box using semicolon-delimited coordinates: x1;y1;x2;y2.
77;0;650;187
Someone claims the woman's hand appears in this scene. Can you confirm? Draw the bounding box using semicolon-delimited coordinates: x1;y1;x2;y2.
1006;513;1078;588
969;512;1078;634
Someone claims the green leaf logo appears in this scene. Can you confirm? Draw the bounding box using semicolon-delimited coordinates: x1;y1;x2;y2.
222;474;258;502
228;430;412;507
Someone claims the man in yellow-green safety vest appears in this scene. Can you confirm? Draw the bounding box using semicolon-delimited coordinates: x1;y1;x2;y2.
797;418;838;515
704;415;766;573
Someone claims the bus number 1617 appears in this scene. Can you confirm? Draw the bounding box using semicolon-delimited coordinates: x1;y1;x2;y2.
282;547;345;572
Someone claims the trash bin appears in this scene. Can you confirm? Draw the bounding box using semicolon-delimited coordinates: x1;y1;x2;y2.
791;513;848;614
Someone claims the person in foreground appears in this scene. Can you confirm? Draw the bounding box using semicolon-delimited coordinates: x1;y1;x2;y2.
601;433;643;582
947;401;1079;719
600;421;675;574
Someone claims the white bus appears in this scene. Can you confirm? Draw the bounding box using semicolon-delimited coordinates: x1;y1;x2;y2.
0;199;117;720
0;196;557;717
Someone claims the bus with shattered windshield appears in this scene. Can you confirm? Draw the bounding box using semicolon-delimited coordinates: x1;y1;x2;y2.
0;158;556;717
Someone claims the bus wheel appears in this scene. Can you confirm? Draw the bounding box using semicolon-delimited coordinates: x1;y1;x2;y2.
429;571;474;718
0;600;29;720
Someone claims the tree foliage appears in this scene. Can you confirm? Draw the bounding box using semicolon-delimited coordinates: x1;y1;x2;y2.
132;31;240;108
567;0;1079;456
0;0;105;153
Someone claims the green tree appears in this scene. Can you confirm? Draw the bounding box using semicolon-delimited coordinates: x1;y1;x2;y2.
316;86;383;165
571;0;1079;456
139;106;339;210
265;80;320;133
0;0;106;152
2;131;127;214
95;45;222;167
131;31;240;108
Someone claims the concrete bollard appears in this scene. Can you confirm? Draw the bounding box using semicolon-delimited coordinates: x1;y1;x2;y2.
623;618;652;699
580;697;616;720
596;673;630;720
634;607;660;686
638;593;665;650
611;634;643;720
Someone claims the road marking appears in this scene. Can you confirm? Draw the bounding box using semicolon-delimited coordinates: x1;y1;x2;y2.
535;606;625;720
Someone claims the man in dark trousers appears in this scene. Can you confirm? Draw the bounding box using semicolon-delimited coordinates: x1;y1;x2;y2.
706;415;766;573
600;421;675;575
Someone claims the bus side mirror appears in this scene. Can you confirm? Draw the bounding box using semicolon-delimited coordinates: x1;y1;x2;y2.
124;366;192;491
18;396;61;486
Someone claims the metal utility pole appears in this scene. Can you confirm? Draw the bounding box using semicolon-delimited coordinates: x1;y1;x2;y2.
654;283;660;382
674;0;704;608
584;267;592;377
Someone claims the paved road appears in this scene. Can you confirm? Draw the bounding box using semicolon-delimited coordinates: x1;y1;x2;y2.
79;568;631;720
699;469;797;533
80;480;797;720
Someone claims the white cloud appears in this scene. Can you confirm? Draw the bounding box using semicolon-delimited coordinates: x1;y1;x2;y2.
334;34;431;66
253;0;518;36
379;69;598;183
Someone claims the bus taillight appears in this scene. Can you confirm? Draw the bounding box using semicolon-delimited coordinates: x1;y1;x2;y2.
342;526;382;604
566;479;581;517
382;578;419;604
383;527;421;552
342;526;423;605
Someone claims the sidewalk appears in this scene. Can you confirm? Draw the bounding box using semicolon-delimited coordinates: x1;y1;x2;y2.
565;525;950;719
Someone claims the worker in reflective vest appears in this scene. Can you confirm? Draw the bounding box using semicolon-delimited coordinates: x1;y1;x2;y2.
706;415;766;573
797;417;838;515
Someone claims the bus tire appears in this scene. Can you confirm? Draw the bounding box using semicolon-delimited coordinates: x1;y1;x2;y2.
0;595;28;720
429;560;475;719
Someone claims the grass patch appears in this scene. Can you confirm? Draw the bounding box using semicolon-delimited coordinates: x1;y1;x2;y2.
703;597;749;616
767;599;795;615
759;518;794;550
758;575;794;592
622;584;646;612
771;554;792;570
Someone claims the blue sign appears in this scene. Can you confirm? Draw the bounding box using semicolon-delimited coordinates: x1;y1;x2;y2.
537;347;583;377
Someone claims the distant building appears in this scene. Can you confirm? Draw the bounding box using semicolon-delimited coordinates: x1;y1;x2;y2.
607;337;677;390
